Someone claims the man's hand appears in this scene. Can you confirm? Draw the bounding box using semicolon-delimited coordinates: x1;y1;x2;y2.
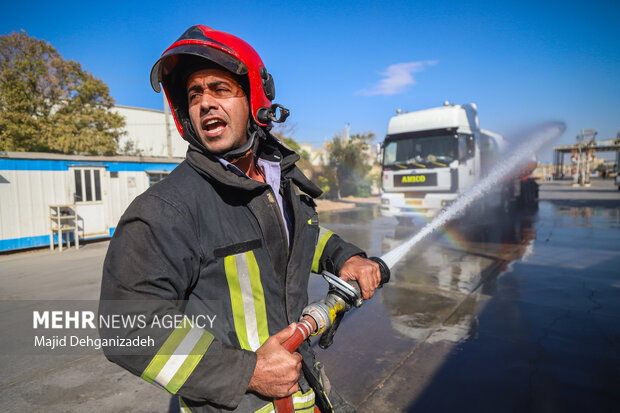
338;255;381;299
248;323;302;398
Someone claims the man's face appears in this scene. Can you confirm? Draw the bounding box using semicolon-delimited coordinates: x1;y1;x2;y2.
186;68;249;154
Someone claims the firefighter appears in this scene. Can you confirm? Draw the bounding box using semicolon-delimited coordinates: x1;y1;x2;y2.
99;25;380;413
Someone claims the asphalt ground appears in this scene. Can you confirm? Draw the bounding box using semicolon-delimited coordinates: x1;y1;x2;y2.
1;178;619;412
313;178;620;412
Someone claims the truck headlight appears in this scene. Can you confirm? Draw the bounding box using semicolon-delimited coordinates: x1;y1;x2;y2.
381;198;390;205
441;200;454;207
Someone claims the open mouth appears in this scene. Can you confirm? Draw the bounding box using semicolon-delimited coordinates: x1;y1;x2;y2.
202;118;227;136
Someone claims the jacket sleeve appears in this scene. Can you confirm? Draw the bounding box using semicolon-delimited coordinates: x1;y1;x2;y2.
310;226;366;275
99;192;256;409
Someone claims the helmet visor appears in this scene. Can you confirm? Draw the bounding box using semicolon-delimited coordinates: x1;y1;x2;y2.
150;43;249;92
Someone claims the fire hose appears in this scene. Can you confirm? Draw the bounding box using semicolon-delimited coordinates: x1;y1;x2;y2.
273;257;391;413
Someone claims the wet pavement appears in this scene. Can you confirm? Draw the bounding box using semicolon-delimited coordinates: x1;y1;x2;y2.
1;179;619;412
311;179;620;412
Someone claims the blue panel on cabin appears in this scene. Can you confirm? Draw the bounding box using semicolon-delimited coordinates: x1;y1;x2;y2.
0;159;69;171
0;158;180;172
0;234;51;251
0;231;115;252
105;162;180;172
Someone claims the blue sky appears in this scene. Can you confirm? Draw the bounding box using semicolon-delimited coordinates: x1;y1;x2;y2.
1;1;618;161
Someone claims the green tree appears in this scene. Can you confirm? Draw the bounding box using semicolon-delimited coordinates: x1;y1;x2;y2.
317;165;338;198
0;31;124;154
326;132;376;198
272;122;310;162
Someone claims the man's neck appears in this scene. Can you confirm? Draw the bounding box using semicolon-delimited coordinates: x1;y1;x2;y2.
231;149;265;183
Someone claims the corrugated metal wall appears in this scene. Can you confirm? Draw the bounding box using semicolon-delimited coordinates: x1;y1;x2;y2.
0;157;180;251
0;169;71;242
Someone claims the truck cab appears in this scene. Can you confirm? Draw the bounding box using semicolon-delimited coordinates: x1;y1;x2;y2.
380;103;506;219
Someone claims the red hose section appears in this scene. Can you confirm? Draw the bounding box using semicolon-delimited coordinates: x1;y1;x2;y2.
274;317;318;413
274;396;295;413
282;317;314;352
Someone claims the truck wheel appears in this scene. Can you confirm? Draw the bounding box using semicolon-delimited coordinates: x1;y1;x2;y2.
520;180;539;208
396;216;413;226
524;183;533;204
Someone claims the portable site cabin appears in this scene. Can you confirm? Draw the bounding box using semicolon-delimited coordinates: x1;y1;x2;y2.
0;152;183;252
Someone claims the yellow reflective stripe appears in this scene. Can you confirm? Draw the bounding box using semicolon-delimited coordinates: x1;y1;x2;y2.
141;317;214;395
254;401;275;413
293;388;316;410
234;253;261;350
312;227;334;273
254;389;315;413
164;330;214;394
247;251;269;346
224;255;251;350
225;251;270;351
141;317;193;383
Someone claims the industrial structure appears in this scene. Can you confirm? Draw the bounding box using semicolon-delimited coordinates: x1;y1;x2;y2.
552;129;620;183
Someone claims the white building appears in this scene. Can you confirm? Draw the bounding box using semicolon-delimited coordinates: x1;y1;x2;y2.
115;104;186;158
299;143;327;166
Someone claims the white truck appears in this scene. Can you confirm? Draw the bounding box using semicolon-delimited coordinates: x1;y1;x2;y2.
380;102;537;221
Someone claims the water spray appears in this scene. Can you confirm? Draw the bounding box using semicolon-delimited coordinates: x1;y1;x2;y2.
274;122;564;413
380;121;565;270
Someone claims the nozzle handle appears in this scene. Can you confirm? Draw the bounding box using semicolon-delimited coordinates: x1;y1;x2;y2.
324;256;390;308
369;256;391;287
318;311;344;349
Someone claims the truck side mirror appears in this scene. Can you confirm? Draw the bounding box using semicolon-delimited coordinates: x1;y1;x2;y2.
458;135;475;161
467;136;475;157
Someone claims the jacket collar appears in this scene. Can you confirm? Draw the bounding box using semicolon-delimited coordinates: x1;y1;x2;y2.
185;132;320;193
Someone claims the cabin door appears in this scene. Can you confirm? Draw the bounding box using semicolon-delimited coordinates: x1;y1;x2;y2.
71;167;107;237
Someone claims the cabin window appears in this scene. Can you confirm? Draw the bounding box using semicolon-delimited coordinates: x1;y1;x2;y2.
73;168;103;203
147;171;169;187
383;134;458;169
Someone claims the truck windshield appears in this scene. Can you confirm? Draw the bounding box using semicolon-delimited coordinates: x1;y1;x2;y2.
383;135;457;169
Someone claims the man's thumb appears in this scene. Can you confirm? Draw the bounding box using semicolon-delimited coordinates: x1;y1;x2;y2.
273;323;297;344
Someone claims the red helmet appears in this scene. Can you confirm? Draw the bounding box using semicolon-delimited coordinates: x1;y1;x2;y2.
150;25;288;138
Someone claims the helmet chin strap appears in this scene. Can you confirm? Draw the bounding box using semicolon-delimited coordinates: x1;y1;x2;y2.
221;118;265;161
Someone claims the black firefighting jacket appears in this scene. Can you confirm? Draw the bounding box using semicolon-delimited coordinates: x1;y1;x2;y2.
99;136;364;412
